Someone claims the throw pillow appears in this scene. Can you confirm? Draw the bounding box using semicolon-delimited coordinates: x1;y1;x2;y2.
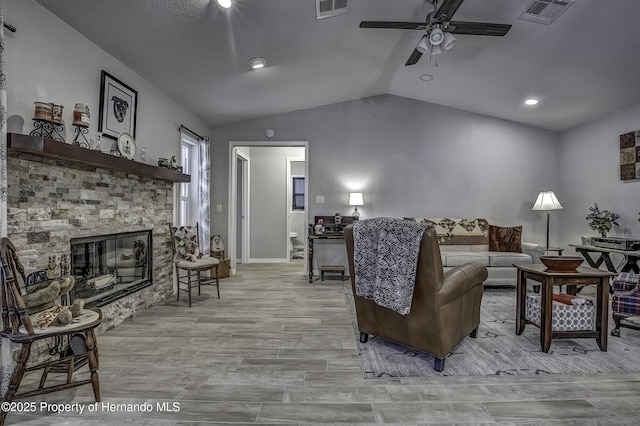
174;226;201;262
488;225;522;253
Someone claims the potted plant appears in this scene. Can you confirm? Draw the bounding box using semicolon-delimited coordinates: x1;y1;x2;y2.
585;203;620;238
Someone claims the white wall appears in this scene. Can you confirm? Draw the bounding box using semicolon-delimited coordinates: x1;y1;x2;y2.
4;0;209;167
558;103;640;250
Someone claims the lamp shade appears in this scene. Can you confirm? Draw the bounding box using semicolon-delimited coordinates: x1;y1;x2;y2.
532;190;563;211
443;32;456;50
430;44;443;56
348;192;363;206
429;28;444;45
416;35;430;54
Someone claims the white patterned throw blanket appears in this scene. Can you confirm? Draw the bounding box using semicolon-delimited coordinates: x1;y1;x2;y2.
353;217;428;315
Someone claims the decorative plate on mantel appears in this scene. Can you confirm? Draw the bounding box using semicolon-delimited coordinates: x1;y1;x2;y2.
117;132;136;160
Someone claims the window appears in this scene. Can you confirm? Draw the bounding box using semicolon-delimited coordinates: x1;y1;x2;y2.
292;177;305;210
180;144;190;223
179;136;199;226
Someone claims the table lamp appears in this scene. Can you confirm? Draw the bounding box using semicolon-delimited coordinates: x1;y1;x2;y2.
348;192;363;220
532;190;563;253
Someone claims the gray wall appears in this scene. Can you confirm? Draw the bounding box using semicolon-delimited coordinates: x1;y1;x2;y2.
211;94;560;271
4;0;209;167
558;103;640;250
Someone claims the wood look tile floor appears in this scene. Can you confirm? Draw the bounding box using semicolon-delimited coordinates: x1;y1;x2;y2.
8;261;640;425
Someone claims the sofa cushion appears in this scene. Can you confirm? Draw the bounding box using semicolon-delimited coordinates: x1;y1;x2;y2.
441;252;489;267
488;225;522;253
487;251;532;267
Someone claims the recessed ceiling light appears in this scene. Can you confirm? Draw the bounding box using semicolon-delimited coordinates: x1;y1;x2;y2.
216;0;232;8
248;57;266;69
420;74;434;82
525;99;539;106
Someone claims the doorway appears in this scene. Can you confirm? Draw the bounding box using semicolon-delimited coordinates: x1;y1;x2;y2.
228;141;309;275
235;150;249;264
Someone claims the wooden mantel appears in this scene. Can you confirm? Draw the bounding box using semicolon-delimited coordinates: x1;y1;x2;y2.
7;133;190;183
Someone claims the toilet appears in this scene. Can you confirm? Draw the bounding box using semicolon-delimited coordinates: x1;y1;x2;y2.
289;232;299;259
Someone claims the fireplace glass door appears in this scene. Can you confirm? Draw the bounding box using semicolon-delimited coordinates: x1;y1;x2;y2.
71;230;152;306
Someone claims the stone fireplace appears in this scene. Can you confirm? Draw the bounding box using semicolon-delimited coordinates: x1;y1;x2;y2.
6;133;189;331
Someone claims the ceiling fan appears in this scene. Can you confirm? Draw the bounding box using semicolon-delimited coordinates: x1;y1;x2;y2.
360;0;512;66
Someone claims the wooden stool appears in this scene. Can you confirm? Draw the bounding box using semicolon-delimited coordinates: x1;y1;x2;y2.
320;265;345;281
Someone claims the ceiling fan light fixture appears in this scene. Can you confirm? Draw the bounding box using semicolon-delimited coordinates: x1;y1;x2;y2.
430;44;443;56
443;32;456;50
416;35;431;54
216;0;232;8
429;28;444;45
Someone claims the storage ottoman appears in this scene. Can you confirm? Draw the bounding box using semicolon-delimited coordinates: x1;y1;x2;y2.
525;293;595;332
211;258;231;279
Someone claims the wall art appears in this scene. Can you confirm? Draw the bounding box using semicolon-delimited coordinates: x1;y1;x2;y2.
98;70;138;141
619;130;640;180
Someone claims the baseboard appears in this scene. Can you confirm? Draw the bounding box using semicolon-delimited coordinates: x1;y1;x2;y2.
248;258;288;263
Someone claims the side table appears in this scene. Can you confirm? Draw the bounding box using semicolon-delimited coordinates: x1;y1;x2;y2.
569;243;640;273
514;264;614;352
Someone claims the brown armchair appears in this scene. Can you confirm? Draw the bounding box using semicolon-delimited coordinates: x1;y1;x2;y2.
344;222;488;371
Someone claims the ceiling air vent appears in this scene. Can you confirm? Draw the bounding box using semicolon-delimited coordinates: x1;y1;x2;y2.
518;0;574;25
316;0;348;20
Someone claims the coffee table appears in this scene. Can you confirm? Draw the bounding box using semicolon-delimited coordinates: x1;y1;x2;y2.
514;264;614;352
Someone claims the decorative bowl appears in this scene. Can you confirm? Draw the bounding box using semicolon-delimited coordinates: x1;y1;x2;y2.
540;255;584;271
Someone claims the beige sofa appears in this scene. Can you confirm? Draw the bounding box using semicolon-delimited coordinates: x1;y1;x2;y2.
404;218;544;287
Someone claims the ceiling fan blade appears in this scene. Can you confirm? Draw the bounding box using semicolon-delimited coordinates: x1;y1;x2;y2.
360;21;427;30
435;0;465;21
405;49;423;66
448;21;512;36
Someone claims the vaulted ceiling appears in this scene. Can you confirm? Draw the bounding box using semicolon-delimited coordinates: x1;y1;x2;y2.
36;0;640;132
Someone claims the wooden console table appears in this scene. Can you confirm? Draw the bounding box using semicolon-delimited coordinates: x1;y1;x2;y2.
515;264;614;352
308;234;345;283
307;216;355;283
569;244;640;273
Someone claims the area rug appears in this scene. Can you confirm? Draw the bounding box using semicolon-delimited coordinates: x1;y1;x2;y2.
343;284;640;377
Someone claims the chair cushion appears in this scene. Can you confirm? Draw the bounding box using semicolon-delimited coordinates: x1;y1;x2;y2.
487;251;532;267
176;256;219;269
612;272;640;292
611;272;640;315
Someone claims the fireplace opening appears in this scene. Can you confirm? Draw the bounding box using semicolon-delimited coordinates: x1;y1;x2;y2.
70;230;153;307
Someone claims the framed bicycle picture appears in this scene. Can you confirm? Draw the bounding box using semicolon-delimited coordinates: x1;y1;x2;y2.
98;70;138;140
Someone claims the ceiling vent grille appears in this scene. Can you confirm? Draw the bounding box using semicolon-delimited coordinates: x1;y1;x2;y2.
316;0;348;20
518;0;574;24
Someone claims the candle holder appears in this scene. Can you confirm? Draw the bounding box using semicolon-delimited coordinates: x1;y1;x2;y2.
72;124;90;148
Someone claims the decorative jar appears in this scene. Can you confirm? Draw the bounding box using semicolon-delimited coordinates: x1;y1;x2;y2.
50;103;64;123
34;102;53;121
73;103;90;127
